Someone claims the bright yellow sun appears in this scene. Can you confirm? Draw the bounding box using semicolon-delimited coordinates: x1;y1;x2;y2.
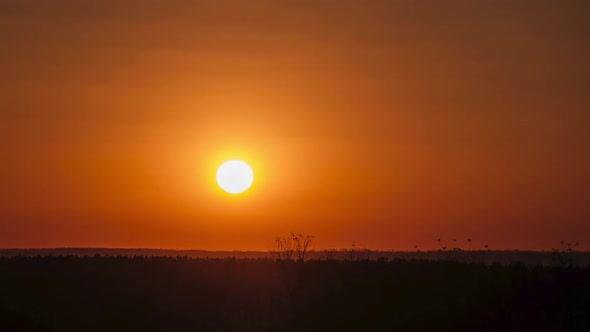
216;160;254;194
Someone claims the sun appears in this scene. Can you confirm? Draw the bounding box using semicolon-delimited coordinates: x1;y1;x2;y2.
216;160;254;194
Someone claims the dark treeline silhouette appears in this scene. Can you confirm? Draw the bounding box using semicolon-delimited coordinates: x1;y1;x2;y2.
1;255;589;331
2;248;590;266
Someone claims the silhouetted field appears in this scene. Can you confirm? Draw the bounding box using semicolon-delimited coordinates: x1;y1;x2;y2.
1;255;589;332
2;248;590;266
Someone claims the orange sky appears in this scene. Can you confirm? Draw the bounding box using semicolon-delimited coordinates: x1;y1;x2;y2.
1;0;589;250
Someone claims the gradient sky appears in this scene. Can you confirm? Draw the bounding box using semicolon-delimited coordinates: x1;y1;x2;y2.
1;0;589;250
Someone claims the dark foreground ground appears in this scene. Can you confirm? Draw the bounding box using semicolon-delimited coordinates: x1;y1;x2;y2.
1;256;589;332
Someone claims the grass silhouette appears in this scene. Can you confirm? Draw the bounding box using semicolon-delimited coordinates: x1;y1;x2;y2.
1;250;589;331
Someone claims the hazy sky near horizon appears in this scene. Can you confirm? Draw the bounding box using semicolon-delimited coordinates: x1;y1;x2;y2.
1;0;589;250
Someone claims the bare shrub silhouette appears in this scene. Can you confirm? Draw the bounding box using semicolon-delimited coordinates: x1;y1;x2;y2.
342;242;371;261
436;237;477;262
552;240;580;267
271;236;294;261
271;232;314;262
292;233;314;263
